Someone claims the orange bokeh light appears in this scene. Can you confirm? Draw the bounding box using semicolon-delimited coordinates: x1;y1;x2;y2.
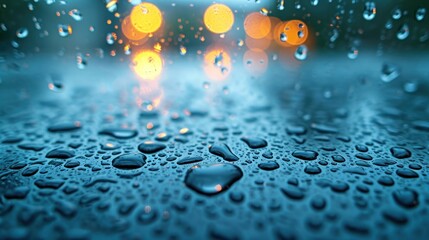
130;2;163;33
244;12;271;39
278;20;309;46
203;49;232;81
132;50;163;81
203;4;234;34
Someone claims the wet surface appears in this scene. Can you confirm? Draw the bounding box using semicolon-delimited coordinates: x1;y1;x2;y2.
1;54;429;240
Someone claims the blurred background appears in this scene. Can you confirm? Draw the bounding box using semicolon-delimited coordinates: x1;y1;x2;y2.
0;0;428;112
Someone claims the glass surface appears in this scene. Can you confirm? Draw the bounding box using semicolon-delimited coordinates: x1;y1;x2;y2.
1;1;429;239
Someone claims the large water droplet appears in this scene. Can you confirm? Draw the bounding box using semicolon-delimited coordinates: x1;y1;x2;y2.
363;2;376;21
209;143;239;161
112;154;146;170
184;164;243;196
137;141;166;154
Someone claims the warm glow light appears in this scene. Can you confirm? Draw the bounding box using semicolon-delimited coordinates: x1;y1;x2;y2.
203;49;232;81
244;12;271;39
121;16;148;41
130;2;162;33
132;50;163;81
243;49;268;76
203;4;234;34
280;20;308;46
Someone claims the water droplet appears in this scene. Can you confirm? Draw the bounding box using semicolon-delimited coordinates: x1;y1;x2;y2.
76;54;87;69
184;164;243;196
347;47;359;60
112;154;146;170
304;165;322;174
378;176;395;186
404;81;418;93
294;45;308;61
48;122;81;132
392;8;402;20
381;63;399;82
177;156;203;165
99;128;138;139
281;185;305;200
363;2;376;21
46;149;75;159
258;161;279;171
292;150;318;160
393;189;419;208
4;186;30;199
280;32;287;42
69;9;83;21
390;147;411;159
396;168;419;178
58;24;72;37
240;137;267;149
209;143;239;161
396;24;409;40
416;8;426;21
16;28;28;38
137;141;166;154
106;32;116;45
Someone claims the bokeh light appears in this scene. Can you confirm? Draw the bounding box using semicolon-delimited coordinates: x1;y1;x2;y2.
121;16;148;41
244;12;271;39
203;49;232;81
132;50;163;81
280;20;308;46
203;4;234;34
130;2;163;33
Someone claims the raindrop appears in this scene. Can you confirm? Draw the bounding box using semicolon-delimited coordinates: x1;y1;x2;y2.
106;32;116;45
347;47;358;60
137;141;166;154
280;32;287;42
393;189;419;208
112;154;146;170
58;24;72;37
404;81;418;93
392;8;402;20
16;28;28;38
390;147;411;159
292;150;318;160
396;24;409;40
209;143;239;161
363;2;376;21
69;9;83;21
294;45;308;61
381;63;399;82
416;8;426;21
258;161;279;171
184;164;243;196
240;137;267;149
99;128;138;139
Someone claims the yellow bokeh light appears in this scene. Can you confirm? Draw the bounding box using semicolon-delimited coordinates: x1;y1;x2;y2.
132;50;163;81
130;2;162;33
203;4;234;34
203;49;232;81
244;12;271;39
121;16;148;41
